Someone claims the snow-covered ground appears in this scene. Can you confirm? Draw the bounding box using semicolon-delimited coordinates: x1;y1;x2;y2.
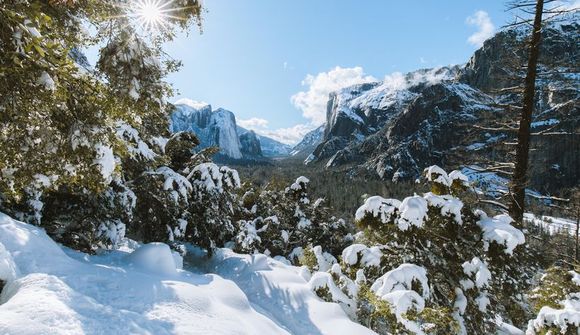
0;212;374;335
524;213;578;236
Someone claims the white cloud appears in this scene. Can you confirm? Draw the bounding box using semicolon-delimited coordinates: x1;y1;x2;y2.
239;117;315;146
466;11;495;47
238;117;269;130
291;66;377;126
255;123;316;146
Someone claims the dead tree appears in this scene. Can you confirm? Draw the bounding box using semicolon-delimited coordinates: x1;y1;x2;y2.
510;0;545;224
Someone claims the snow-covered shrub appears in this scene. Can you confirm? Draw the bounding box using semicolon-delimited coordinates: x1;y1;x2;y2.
187;162;241;252
234;176;354;260
132;166;192;245
310;165;530;334
526;267;580;334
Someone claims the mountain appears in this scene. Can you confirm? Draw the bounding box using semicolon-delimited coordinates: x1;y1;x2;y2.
237;127;292;157
170;102;244;159
289;124;325;160
308;18;579;192
170;100;291;160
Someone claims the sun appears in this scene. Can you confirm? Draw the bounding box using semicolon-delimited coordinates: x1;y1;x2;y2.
132;0;170;31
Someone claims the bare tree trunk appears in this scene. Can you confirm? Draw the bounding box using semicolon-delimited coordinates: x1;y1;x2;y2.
510;0;545;225
574;204;580;263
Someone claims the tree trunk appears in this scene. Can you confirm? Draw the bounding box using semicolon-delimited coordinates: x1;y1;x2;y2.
574;204;580;263
510;0;545;225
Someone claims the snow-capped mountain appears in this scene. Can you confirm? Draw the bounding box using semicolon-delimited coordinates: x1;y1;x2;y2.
290;124;325;159
309;18;579;192
170;100;291;159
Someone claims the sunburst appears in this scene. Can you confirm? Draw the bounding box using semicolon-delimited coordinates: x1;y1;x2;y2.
120;0;191;33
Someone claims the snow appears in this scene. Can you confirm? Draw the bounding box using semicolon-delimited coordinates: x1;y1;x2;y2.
397;195;428;231
461;257;491;289
311;245;337;272
524;213;578;236
526;293;580;334
308;271;356;314
355;196;401;223
476;211;525;255
449;170;469;186
174;98;210;110
290;176;310;191
0;243;19;284
341;244;382;268
37;71;56;91
116;122;156;160
425;165;451;186
190;163;241;192
530;118;560;128
205;248;376;335
0;212;372;335
371;263;430;299
424;192;464;225
93;143;116;184
153;166;193;203
125;243;180;276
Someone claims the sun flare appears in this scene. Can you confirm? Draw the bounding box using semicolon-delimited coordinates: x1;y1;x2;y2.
132;0;169;31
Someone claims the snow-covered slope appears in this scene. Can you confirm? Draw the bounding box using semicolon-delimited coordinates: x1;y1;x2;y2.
524;213;578;236
0;212;373;335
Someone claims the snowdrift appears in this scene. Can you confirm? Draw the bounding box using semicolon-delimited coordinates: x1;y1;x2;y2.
0;212;374;335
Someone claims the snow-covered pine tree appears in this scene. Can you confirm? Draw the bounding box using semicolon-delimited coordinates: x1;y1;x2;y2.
307;166;532;334
235;176;354;260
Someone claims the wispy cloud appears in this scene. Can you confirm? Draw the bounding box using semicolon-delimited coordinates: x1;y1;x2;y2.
466;11;495;47
291;66;377;126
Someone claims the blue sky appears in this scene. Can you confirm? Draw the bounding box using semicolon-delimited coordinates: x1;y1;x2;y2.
165;1;512;144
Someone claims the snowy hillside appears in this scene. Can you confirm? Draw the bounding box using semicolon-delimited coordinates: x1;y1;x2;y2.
0;212;374;335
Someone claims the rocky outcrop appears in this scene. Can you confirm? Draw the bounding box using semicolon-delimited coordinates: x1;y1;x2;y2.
239;130;262;157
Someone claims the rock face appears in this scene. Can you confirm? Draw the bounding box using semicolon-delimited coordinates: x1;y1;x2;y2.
171;102;244;159
239;130;262;157
310;18;579;192
170;101;291;160
290;125;325;160
238;127;292;157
